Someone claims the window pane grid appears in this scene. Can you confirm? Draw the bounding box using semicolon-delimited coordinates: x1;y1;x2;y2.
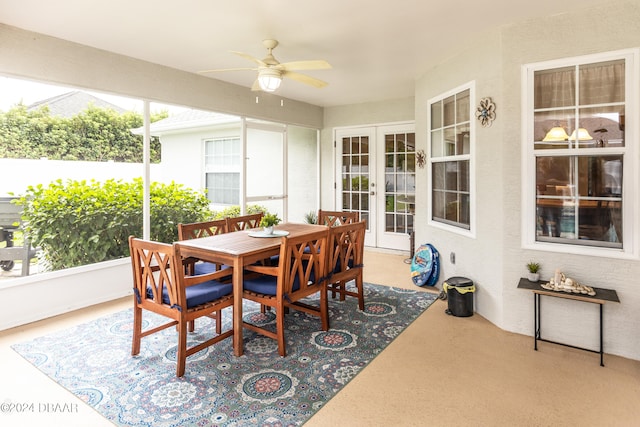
533;59;625;151
206;172;239;205
531;55;627;249
430;85;472;229
205;138;240;169
341;136;369;220
384;132;416;234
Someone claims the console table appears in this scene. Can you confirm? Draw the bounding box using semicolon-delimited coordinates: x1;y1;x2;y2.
517;277;620;366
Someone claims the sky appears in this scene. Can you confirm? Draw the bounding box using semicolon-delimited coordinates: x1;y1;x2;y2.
0;75;185;114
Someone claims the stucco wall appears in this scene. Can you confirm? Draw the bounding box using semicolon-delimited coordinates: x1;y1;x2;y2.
499;0;640;360
160;125;240;194
413;0;640;360
415;28;505;327
0;158;163;196
160;123;319;222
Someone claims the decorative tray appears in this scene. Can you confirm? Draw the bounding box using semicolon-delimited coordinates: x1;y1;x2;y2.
540;282;596;296
247;230;290;238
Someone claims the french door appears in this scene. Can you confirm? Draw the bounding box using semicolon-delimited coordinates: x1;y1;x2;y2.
335;123;415;251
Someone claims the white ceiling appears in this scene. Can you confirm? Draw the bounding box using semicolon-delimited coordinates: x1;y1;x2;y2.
0;0;606;107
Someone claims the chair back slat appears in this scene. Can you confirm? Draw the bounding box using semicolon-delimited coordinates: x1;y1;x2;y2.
178;219;228;240
129;236;183;308
328;220;366;277
226;212;264;231
279;228;329;299
327;220;366;312
318;209;359;227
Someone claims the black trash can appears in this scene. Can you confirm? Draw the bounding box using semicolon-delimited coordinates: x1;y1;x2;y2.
443;276;475;317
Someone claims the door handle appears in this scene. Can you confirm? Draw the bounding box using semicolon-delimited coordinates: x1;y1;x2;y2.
370;191;375;195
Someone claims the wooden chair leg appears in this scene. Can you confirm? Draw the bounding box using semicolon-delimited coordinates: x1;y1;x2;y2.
276;307;286;357
356;277;365;311
188;320;195;333
176;320;188;377
131;306;142;356
215;311;222;335
320;287;330;331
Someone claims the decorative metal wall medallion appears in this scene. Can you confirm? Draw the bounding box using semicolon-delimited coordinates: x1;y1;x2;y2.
476;97;496;127
416;149;426;169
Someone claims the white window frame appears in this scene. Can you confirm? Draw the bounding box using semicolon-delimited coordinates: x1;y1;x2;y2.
204;137;241;205
427;81;476;238
521;49;639;259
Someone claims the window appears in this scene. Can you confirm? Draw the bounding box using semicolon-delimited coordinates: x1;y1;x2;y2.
428;83;474;232
204;137;240;204
384;131;415;234
340;135;370;223
524;50;638;256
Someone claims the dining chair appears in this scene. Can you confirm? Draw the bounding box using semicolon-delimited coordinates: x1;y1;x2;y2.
178;218;228;240
241;227;330;356
178;218;230;276
226;212;264;231
129;236;234;377
318;209;359;227
326;220;366;310
227;211;279;269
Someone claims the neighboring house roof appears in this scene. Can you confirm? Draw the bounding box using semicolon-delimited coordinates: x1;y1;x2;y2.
28;90;126;118
132;109;240;136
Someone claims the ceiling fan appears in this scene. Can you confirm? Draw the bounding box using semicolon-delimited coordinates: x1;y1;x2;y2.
198;39;331;92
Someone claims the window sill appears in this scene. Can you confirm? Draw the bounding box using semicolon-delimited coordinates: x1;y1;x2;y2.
522;240;638;260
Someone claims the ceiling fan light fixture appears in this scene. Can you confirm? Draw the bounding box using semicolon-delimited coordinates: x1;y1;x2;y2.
258;68;282;92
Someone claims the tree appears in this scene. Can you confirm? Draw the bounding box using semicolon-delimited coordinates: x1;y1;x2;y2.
0;104;166;162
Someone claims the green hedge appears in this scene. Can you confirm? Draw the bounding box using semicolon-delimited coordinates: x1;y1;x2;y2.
17;178;211;270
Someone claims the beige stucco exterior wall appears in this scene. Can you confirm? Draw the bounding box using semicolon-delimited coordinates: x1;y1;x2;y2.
415;28;505;327
414;0;640;360
500;0;640;361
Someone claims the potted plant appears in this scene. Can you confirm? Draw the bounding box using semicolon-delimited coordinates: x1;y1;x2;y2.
526;261;541;282
260;213;281;234
304;211;318;224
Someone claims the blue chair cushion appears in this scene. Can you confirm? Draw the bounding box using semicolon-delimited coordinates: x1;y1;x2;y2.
147;280;232;309
332;258;355;274
193;262;231;275
242;270;302;296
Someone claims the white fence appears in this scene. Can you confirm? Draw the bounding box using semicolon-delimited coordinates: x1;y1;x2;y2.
0;158;163;196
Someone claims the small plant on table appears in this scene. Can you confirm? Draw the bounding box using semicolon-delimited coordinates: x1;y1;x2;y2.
526;261;541;282
260;213;281;234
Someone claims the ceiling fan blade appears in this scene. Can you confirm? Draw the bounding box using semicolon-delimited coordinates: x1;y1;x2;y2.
231;51;267;67
198;67;257;73
282;71;328;88
275;60;332;71
251;79;261;91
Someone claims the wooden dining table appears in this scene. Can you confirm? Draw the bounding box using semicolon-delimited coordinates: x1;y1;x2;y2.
176;222;328;356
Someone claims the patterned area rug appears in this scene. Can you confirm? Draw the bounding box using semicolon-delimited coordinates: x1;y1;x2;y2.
12;283;436;427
